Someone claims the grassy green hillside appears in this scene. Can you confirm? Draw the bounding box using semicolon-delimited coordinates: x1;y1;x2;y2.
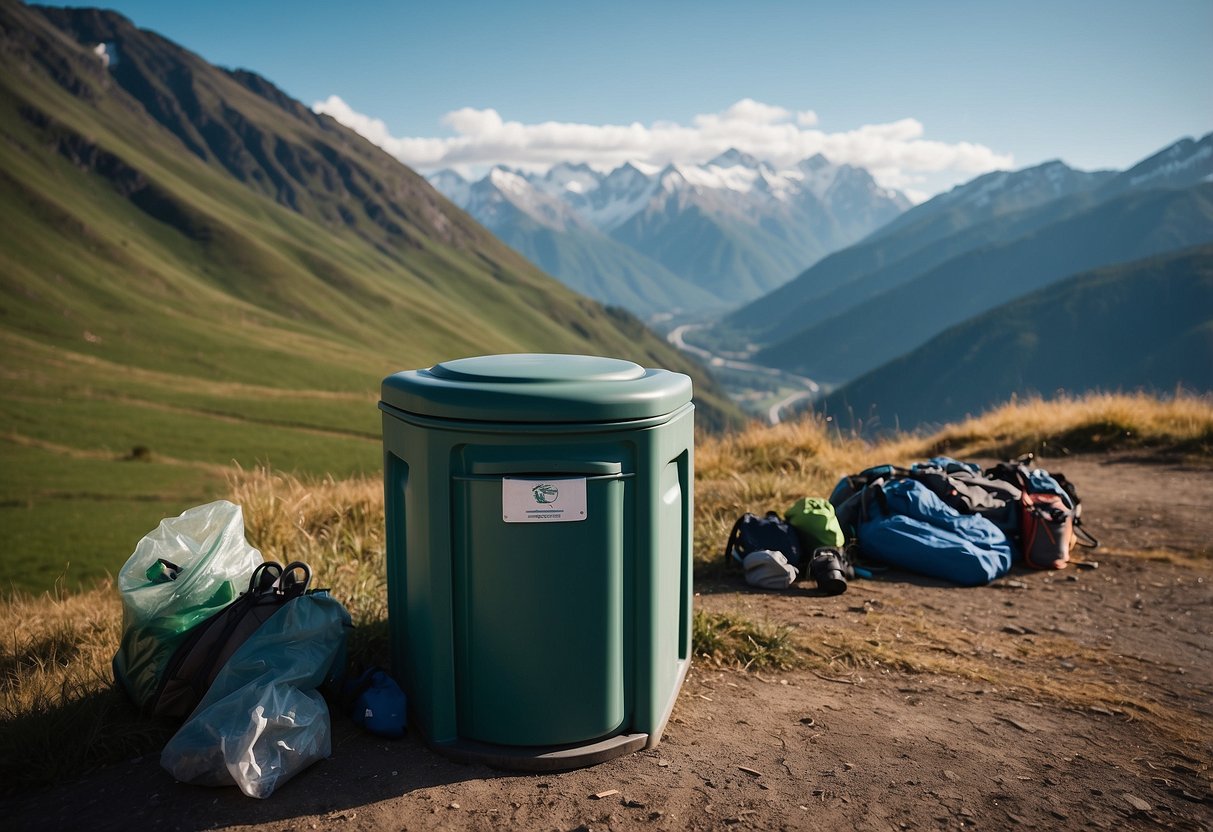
0;4;743;592
818;246;1213;431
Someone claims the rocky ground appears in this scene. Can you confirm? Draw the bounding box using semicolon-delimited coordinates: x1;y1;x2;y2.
7;452;1211;831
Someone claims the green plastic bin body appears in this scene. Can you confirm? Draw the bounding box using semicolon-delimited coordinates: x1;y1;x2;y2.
379;354;693;769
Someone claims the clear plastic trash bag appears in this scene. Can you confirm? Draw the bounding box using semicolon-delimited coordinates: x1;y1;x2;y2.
113;501;263;709
161;593;351;798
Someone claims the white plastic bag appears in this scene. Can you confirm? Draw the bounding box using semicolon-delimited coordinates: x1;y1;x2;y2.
113;501;263;708
161;593;350;798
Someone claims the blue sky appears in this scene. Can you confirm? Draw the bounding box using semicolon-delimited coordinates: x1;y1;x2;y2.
48;0;1212;198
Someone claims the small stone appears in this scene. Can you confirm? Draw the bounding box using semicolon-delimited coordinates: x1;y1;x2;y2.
998;716;1037;733
843;762;854;771
448;802;460;810
657;758;670;767
1122;793;1151;812
943;770;957;780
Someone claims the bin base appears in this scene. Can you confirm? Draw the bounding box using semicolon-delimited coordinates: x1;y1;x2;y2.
424;731;649;772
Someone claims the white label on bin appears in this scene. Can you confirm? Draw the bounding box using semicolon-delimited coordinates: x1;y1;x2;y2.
502;476;587;523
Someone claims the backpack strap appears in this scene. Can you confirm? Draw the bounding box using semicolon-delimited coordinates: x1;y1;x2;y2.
723;514;750;566
1073;524;1099;549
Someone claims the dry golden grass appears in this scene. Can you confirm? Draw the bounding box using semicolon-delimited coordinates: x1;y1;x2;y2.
227;468;387;633
919;391;1213;459
1;392;1210;789
0;582;150;789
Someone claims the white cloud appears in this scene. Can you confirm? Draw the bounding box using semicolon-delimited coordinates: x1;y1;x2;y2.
442;106;504;134
721;98;791;124
312;96;1013;196
796;110;819;128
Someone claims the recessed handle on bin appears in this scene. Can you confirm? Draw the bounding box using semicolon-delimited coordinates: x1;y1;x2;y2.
468;460;623;476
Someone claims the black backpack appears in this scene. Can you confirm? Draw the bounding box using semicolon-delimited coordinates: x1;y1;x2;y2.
724;512;803;569
150;561;312;718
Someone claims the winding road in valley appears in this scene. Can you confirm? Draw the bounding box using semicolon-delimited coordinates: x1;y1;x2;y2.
667;324;820;425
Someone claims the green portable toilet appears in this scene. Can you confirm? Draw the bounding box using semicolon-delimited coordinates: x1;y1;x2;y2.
379;353;693;770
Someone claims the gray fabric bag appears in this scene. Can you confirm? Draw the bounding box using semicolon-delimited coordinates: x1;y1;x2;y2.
742;549;798;589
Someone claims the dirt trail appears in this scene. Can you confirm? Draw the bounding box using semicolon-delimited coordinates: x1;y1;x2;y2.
7;453;1212;831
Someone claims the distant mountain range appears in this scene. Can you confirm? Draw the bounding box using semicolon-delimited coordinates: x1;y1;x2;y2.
429;151;910;314
819;245;1213;431
708;132;1213;414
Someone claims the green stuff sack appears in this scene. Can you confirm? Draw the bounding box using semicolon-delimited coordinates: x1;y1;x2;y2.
785;497;845;550
113;501;264;710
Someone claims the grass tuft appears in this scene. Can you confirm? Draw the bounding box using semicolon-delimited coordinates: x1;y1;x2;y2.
692;609;801;671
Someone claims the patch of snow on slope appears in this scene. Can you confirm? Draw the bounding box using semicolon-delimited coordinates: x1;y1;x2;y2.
1129;144;1212;187
677;163;762;193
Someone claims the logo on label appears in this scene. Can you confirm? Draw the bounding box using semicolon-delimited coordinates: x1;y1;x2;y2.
532;483;559;504
504;476;585;523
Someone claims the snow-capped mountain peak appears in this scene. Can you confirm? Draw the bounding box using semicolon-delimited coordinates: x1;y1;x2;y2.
798;153;831;173
486;166;532;197
538;162;603;196
708;148;762;169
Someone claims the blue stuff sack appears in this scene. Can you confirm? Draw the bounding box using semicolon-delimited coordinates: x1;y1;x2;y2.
858;478;1014;586
349;668;407;738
